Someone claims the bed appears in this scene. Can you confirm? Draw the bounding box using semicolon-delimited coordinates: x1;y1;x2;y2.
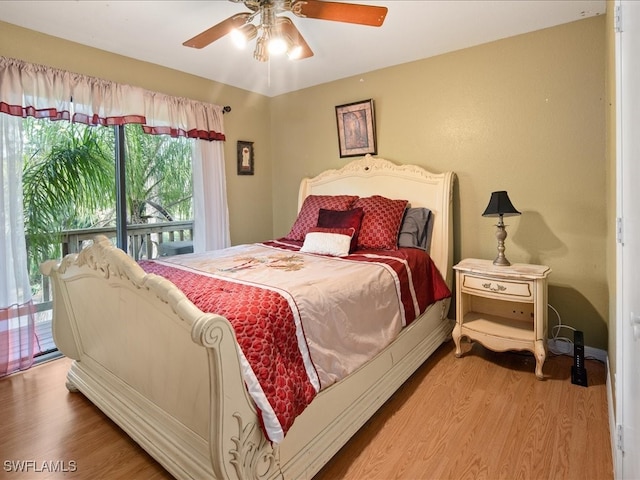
42;154;455;480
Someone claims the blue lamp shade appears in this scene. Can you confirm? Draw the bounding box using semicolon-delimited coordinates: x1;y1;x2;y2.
482;191;521;217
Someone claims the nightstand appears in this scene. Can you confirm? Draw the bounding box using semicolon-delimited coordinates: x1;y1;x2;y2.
452;258;551;379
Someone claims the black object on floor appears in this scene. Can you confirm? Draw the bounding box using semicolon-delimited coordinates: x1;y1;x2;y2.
571;330;588;387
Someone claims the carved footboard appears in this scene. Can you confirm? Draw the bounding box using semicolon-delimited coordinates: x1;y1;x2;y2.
42;235;278;480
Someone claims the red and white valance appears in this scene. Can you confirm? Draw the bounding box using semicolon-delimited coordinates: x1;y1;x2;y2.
0;56;225;141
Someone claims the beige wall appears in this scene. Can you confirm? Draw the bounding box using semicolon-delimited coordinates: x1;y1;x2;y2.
271;16;608;349
1;16;610;350
0;20;273;246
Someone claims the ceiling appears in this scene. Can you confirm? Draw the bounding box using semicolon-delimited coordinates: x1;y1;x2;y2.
0;1;606;97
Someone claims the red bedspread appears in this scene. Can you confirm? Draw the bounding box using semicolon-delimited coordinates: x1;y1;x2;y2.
139;241;450;443
139;259;316;443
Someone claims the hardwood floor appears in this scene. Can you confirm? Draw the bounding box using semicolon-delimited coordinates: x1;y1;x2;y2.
2;356;171;479
1;341;612;480
315;342;612;480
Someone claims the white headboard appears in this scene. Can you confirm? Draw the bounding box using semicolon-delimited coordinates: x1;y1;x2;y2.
298;155;455;288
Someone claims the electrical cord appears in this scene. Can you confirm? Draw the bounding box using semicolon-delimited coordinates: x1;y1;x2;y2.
547;304;605;363
547;303;576;356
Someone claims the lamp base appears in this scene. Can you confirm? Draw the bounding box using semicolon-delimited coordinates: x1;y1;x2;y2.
493;218;511;266
493;255;511;266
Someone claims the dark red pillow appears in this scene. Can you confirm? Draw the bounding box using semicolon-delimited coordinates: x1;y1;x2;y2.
317;207;364;253
285;195;358;241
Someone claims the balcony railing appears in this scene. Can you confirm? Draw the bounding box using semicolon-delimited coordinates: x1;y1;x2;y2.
60;220;194;259
32;220;193;357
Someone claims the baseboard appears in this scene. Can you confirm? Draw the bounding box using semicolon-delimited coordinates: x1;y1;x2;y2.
546;339;608;364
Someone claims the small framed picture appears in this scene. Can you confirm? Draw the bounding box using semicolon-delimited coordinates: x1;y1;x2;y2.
237;140;254;175
335;99;377;158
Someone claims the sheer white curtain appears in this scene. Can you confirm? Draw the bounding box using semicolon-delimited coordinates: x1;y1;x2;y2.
0;113;35;376
193;140;230;252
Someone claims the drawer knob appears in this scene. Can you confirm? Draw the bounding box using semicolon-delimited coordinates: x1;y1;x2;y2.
482;282;506;292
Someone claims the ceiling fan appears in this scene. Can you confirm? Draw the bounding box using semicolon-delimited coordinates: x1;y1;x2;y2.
183;0;388;62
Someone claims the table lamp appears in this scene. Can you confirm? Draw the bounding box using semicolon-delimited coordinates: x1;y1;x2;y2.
482;191;521;266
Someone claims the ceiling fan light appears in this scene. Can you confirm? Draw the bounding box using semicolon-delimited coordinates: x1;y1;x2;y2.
287;43;303;60
230;23;257;49
268;36;288;56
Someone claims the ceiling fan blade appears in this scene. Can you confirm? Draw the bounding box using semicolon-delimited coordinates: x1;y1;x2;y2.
183;12;251;49
291;0;387;27
277;17;314;59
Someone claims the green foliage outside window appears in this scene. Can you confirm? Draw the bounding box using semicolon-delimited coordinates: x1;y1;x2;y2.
21;117;193;297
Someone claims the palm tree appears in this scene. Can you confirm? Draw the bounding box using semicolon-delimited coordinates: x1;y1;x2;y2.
22;119;115;285
22;119;193;293
124;124;192;224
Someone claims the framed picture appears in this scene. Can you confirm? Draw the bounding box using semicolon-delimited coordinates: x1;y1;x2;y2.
335;99;377;158
237;140;254;175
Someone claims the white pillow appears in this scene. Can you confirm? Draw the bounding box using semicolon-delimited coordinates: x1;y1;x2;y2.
300;230;353;257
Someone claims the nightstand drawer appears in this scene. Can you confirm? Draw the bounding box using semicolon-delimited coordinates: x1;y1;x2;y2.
461;274;533;301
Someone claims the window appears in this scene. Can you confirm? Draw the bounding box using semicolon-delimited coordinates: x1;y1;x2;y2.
1;57;227;375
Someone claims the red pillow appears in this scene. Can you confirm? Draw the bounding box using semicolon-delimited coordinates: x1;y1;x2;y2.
353;196;408;250
286;195;358;241
317;207;364;253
